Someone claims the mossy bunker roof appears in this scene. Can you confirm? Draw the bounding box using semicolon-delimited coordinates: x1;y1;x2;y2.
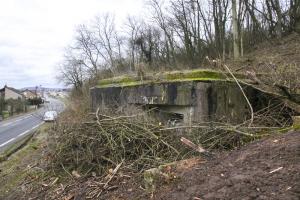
96;69;245;88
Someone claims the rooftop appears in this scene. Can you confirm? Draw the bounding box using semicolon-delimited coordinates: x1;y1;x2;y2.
96;69;247;88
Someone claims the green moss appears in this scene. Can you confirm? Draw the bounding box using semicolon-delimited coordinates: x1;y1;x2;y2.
293;124;300;131
98;75;139;86
276;124;300;133
96;69;245;88
164;69;225;80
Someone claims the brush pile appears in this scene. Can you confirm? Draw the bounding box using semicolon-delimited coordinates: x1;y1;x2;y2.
49;107;187;173
48;103;293;175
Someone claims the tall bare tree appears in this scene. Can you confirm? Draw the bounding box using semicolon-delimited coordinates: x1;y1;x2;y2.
59;0;298;91
232;0;240;59
149;0;176;65
57;54;85;90
125;16;142;71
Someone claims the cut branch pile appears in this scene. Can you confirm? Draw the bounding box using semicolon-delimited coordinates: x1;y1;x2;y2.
49;107;185;173
48;104;293;175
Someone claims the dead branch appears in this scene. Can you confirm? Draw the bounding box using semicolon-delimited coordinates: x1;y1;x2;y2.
180;137;206;153
97;161;123;197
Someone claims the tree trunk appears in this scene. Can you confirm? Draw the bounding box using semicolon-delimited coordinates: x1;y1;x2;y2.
232;0;240;59
240;30;244;57
290;0;300;33
271;0;283;38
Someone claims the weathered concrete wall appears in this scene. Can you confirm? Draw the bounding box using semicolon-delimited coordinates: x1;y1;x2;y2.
91;80;265;125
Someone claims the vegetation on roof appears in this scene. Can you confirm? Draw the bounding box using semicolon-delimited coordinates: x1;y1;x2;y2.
97;69;246;88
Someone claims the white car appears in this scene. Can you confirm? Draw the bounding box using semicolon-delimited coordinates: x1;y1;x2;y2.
43;111;58;122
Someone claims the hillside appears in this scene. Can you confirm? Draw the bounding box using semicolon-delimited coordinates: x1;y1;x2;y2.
227;33;300;71
0;33;299;200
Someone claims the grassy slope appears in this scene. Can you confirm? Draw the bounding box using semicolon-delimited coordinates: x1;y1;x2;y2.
0;125;50;199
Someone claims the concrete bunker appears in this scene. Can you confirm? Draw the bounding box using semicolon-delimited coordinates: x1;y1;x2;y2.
90;70;279;125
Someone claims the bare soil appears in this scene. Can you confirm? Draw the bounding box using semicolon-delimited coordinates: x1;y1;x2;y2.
99;131;300;200
157;131;300;200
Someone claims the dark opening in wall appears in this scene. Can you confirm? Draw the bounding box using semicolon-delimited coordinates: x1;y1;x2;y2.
145;105;184;126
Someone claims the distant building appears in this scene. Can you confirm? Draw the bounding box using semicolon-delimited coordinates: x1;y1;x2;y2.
36;91;43;98
21;89;37;99
0;85;24;100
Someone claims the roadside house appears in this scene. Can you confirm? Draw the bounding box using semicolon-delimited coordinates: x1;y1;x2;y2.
0;85;24;100
0;85;26;117
21;89;37;99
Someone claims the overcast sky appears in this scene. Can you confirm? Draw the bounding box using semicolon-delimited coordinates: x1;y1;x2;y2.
0;0;145;89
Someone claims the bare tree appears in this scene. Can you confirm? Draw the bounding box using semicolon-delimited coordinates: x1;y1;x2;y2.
290;0;300;33
125;16;142;71
149;0;176;65
93;14;120;73
232;0;240;59
59;0;298;89
74;24;100;75
57;55;85;90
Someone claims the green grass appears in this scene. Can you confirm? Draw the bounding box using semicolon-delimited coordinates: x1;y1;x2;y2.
0;139;40;196
0;134;34;162
0;124;52;198
2;111;9;119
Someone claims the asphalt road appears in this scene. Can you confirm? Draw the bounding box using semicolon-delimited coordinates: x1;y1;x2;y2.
0;97;64;151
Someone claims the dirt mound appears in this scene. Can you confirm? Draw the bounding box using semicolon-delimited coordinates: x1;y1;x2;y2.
101;131;299;200
155;131;300;200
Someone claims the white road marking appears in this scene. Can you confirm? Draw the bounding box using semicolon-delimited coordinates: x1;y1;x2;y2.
17;122;45;138
0;137;16;148
0;122;45;148
14;115;30;123
0;122;13;127
0;115;31;127
18;130;30;137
